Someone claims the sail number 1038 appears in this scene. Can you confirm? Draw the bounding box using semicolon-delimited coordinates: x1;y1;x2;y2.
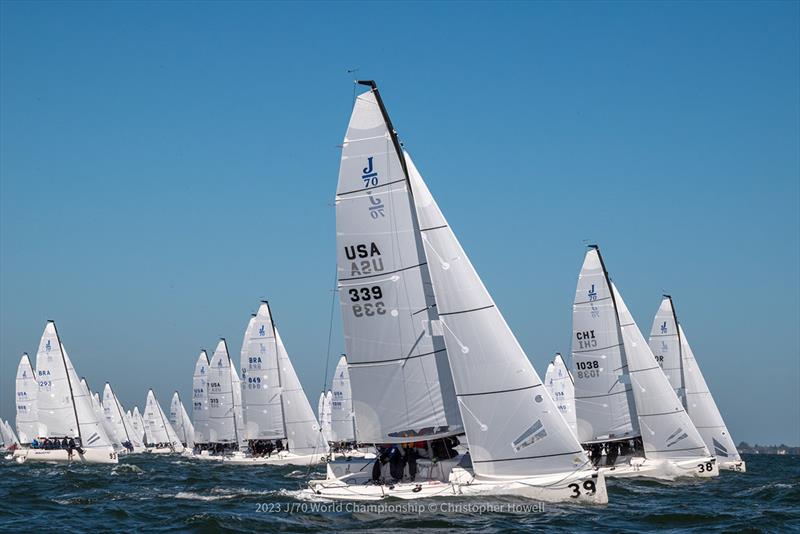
349;285;386;317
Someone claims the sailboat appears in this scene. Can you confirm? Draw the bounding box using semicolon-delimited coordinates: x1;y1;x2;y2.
203;339;246;458
572;246;717;478
308;81;606;503
1;420;20;452
18;321;117;464
544;353;578;438
143;389;185;453
191;350;211;454
170;391;196;450
649;295;745;472
225;302;328;466
103;382;145;453
15;353;43;447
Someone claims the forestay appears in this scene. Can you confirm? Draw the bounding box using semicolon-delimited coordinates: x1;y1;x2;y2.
544;354;578;438
409;152;588;477
571;248;639;444
613;284;709;460
330;355;356;443
192;350;210;444
335;87;462;444
15;353;41;443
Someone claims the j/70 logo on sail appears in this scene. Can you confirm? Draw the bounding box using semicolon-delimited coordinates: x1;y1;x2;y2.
661;321;668;334
362;157;378;187
588;284;597;301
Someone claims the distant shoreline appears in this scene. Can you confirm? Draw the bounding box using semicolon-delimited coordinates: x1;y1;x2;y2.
739;442;800;455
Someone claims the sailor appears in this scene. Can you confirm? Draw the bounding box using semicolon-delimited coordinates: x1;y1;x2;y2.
403;441;418;481
388;444;406;481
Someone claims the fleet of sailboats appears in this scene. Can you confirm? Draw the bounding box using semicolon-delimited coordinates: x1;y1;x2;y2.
1;82;747;506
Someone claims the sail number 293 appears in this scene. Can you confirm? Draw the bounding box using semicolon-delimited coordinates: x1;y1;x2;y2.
349;286;386;317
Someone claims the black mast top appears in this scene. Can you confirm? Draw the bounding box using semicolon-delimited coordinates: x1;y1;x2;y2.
356;80;410;183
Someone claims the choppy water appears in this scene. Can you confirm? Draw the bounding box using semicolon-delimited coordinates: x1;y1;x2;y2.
1;454;798;532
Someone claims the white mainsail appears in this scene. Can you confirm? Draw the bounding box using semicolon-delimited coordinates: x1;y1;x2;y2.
544;353;578;437
408;152;589;477
90;388;122;450
322;391;333;443
571;248;639;443
649;297;742;464
612;283;709;460
144;389;184;451
192;350;210;444
240;306;283;440
207;339;245;447
35;322;113;451
15;352;41;443
330;355;356;443
317;392;328;441
335;89;463;444
170;392;195;448
102;383;136;448
1;420;20;448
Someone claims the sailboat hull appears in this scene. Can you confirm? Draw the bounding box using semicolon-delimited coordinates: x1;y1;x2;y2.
16;447;118;464
719;460;746;472
306;468;607;504
596;456;719;479
223;451;326;466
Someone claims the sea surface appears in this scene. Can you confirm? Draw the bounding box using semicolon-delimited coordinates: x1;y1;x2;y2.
1;453;798;532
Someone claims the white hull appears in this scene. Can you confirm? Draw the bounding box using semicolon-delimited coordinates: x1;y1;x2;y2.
223;450;326;466
16;447;118;465
596;456;719;479
719;460;746;472
308;467;606;504
146;447;176;455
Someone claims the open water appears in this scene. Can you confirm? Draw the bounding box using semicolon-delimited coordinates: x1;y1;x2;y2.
1;453;797;532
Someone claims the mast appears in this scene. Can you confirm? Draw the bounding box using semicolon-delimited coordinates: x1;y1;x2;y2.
264;301;289;442
53;320;82;442
665;294;688;410
109;383;132;444
356;80;410;183
587;245;639;439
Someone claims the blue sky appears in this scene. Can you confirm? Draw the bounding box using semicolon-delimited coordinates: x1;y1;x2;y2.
1;1;798;446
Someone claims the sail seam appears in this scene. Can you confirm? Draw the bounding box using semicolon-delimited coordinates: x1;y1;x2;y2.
348;348;447;367
337;178;407;197
574;296;612;305
575;388;632;400
473;450;584;463
438;304;495;317
629;365;662;374
420;224;448;232
338;262;427;282
638;410;683;417
457;383;541;397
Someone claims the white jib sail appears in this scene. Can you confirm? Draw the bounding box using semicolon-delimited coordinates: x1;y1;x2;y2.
15;353;41;443
612;284;709;460
103;383;134;447
275;328;328;455
330;355;356;443
408;152;589;477
317;392;327;440
679;325;741;462
192;350;210;444
322;391;333;443
544;354;578;438
241;304;284;440
207;339;244;445
572;248;639;443
336;88;463;444
91;389;121;450
170;392;195;448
